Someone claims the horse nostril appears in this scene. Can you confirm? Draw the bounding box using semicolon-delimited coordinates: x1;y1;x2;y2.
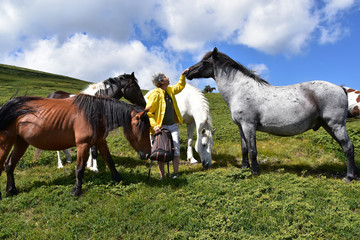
139;152;147;160
202;161;210;169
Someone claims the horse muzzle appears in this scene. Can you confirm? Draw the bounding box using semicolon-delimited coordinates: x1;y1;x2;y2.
202;160;211;169
139;151;149;160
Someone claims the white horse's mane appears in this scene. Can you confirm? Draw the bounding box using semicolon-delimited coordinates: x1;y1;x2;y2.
185;84;213;127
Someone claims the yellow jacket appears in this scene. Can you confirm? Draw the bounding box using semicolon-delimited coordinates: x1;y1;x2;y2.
146;74;186;134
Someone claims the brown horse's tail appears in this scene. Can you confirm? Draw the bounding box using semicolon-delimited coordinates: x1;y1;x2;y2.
0;96;41;131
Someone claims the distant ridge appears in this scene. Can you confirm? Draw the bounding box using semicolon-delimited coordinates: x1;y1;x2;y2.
0;64;90;104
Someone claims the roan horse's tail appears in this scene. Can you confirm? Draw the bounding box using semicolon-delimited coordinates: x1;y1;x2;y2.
0;96;41;131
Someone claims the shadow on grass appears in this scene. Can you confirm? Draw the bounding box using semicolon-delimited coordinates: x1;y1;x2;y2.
13;147;356;197
210;151;352;180
17;153;189;195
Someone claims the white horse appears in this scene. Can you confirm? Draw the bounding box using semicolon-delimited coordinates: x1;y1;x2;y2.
187;48;357;181
343;86;360;117
145;84;215;168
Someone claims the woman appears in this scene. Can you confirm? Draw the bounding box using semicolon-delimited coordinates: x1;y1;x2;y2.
146;68;189;179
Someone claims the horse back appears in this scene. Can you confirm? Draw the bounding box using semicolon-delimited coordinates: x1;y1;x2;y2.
16;97;95;149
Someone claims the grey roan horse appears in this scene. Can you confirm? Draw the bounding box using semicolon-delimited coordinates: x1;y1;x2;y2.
186;48;357;181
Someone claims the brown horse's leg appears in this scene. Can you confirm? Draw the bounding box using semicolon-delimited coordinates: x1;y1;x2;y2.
0;134;15;200
96;140;121;182
72;143;90;196
5;137;29;196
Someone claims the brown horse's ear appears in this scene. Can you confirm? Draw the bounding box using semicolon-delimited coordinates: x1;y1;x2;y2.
131;72;135;78
140;107;150;119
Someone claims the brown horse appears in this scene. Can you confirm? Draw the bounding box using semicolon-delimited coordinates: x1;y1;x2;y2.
0;94;151;198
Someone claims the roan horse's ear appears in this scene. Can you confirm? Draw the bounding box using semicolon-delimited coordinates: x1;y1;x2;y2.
212;47;218;59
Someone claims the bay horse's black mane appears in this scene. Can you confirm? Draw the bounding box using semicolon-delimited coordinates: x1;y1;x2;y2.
73;94;148;141
206;51;269;85
0;96;41;131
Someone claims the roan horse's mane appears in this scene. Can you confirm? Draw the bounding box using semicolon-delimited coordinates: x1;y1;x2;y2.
73;94;148;141
204;51;270;86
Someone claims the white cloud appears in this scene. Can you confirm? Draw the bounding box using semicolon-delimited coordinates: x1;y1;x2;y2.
247;63;269;80
318;0;355;44
0;0;358;91
4;33;178;90
157;0;320;55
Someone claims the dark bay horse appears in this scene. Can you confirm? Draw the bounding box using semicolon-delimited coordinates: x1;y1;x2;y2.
37;72;146;171
0;94;151;199
186;48;357;181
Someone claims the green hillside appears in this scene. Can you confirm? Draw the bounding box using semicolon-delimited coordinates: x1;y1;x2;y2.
1;65;360;239
0;64;89;104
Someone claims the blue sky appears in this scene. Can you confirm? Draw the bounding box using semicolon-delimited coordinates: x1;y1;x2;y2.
1;0;359;91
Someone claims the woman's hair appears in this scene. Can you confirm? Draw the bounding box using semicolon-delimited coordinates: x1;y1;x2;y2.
152;72;165;87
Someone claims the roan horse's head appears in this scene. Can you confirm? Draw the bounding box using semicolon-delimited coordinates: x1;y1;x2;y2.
186;47;219;80
124;107;151;159
195;126;216;169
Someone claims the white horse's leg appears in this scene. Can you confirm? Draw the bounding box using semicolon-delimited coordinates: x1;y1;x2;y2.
57;151;64;169
186;122;197;163
87;147;98;173
64;149;72;163
86;150;93;169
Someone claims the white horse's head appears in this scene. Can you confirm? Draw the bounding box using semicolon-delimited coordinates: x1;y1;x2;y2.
195;126;215;169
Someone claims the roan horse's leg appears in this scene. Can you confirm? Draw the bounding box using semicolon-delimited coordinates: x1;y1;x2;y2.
72;143;90;196
239;127;250;169
239;123;259;174
186;122;198;163
96;140;121;182
5;137;29;196
323;123;357;181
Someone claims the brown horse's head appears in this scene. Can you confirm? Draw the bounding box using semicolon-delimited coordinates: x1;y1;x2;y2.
125;107;151;159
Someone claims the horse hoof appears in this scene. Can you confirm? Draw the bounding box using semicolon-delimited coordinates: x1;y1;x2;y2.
71;189;83;196
113;174;121;183
6;187;18;196
251;168;260;175
343;176;354;183
189;158;198;164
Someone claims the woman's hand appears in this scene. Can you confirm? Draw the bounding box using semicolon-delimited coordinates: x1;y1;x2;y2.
182;68;189;76
154;126;162;134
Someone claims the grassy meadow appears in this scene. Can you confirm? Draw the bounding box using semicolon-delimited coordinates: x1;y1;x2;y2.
1;64;360;239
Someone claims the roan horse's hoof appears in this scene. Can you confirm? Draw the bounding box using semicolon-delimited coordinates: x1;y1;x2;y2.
5;187;18;196
251;168;260;175
71;188;83;196
343;176;355;183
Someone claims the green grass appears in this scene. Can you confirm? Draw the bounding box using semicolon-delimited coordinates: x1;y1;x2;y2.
0;64;89;104
1;65;360;239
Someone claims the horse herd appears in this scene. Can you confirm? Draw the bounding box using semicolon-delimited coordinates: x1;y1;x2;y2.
0;48;359;199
